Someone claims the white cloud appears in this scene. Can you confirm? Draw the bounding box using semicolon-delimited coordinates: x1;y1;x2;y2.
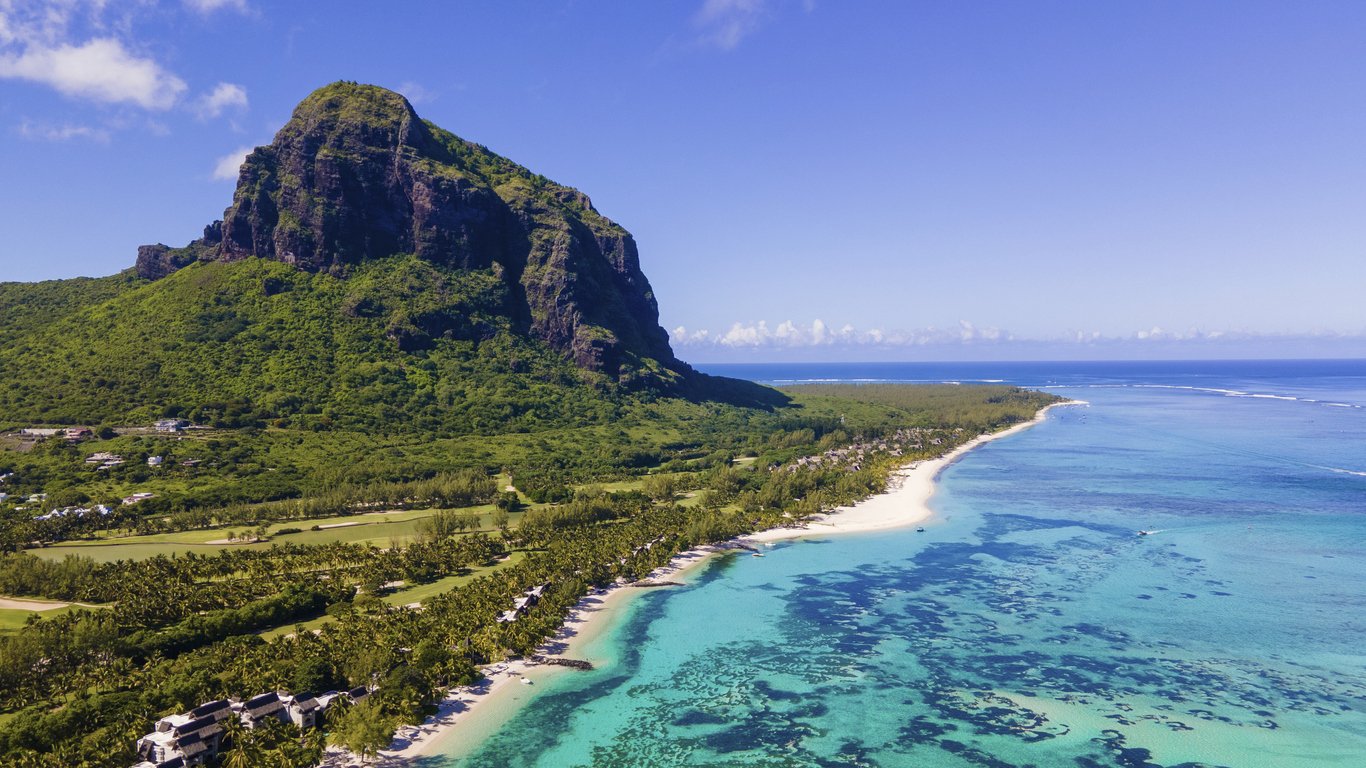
0;37;186;109
720;320;772;346
674;319;1017;349
184;0;249;14
194;81;247;118
671;319;1366;352
811;318;829;344
212;144;254;181
694;0;767;50
17;118;109;143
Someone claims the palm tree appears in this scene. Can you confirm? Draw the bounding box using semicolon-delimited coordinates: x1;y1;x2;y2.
218;716;256;768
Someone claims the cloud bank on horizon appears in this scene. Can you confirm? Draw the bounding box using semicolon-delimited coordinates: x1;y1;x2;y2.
671;319;1366;360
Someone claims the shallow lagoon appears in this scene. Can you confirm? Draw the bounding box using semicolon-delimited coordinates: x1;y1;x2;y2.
443;364;1366;767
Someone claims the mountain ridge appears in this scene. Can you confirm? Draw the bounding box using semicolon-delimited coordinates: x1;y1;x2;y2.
135;81;679;379
0;82;785;431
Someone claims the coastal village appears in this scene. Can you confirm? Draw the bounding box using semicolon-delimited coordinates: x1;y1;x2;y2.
782;427;950;473
0;419;205;525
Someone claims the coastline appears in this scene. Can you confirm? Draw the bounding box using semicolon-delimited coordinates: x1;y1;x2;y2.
330;399;1084;766
331;549;717;766
747;399;1085;543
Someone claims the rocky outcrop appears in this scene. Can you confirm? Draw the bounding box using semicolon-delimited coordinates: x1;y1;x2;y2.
134;223;223;280
138;81;680;379
134;244;186;281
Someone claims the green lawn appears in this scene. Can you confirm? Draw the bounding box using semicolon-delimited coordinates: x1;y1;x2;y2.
257;550;528;640
0;605;81;633
380;550;529;606
23;504;536;562
0;599;108;634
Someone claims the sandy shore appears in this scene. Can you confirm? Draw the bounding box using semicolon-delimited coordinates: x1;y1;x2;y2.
323;400;1083;766
321;549;716;766
747;400;1085;543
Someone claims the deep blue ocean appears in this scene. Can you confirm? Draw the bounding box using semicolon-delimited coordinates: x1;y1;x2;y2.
443;360;1366;767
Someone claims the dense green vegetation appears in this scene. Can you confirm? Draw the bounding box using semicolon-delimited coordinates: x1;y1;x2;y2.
0;272;141;348
0;256;626;432
0;381;1058;766
783;382;1059;431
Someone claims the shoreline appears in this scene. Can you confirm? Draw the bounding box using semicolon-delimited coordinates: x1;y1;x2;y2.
747;399;1085;543
329;399;1084;766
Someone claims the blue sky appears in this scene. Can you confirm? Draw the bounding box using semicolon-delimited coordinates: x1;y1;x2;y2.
2;1;1364;362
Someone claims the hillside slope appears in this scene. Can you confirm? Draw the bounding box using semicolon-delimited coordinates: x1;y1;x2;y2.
0;82;778;431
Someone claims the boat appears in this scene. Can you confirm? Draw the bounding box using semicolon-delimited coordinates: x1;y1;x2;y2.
520;677;534;685
916;527;925;533
1137;530;1155;536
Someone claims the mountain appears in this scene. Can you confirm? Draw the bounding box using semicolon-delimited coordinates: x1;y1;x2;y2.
0;82;777;432
137;81;676;377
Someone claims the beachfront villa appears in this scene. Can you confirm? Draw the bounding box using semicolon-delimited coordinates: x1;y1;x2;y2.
133;699;234;767
131;687;370;768
496;584;547;623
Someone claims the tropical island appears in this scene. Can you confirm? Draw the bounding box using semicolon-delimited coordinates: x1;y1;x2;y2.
0;83;1060;767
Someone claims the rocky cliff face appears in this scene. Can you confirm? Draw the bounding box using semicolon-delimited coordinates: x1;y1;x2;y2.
138;82;679;379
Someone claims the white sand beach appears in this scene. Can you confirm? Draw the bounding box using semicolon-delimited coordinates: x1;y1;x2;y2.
323;400;1084;766
323;549;716;766
747;400;1085;543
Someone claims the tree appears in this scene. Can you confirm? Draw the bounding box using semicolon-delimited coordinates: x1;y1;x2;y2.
329;701;394;764
218;717;257;768
492;507;511;534
292;656;338;694
345;644;391;688
641;474;678;503
494;491;521;513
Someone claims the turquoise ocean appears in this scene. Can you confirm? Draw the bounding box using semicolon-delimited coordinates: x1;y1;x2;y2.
440;360;1366;768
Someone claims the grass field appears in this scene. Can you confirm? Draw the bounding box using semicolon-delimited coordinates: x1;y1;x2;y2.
23;504;533;562
0;598;108;634
22;466;730;564
0;605;82;633
256;550;528;640
380;550;529;607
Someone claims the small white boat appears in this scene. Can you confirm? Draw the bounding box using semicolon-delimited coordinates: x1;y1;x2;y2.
1137;530;1156;536
520;677;534;685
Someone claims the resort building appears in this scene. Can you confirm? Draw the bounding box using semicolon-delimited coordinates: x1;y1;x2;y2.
133;699;233;767
86;452;126;470
282;693;323;729
234;691;284;728
496;584;548;623
131;687;371;768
